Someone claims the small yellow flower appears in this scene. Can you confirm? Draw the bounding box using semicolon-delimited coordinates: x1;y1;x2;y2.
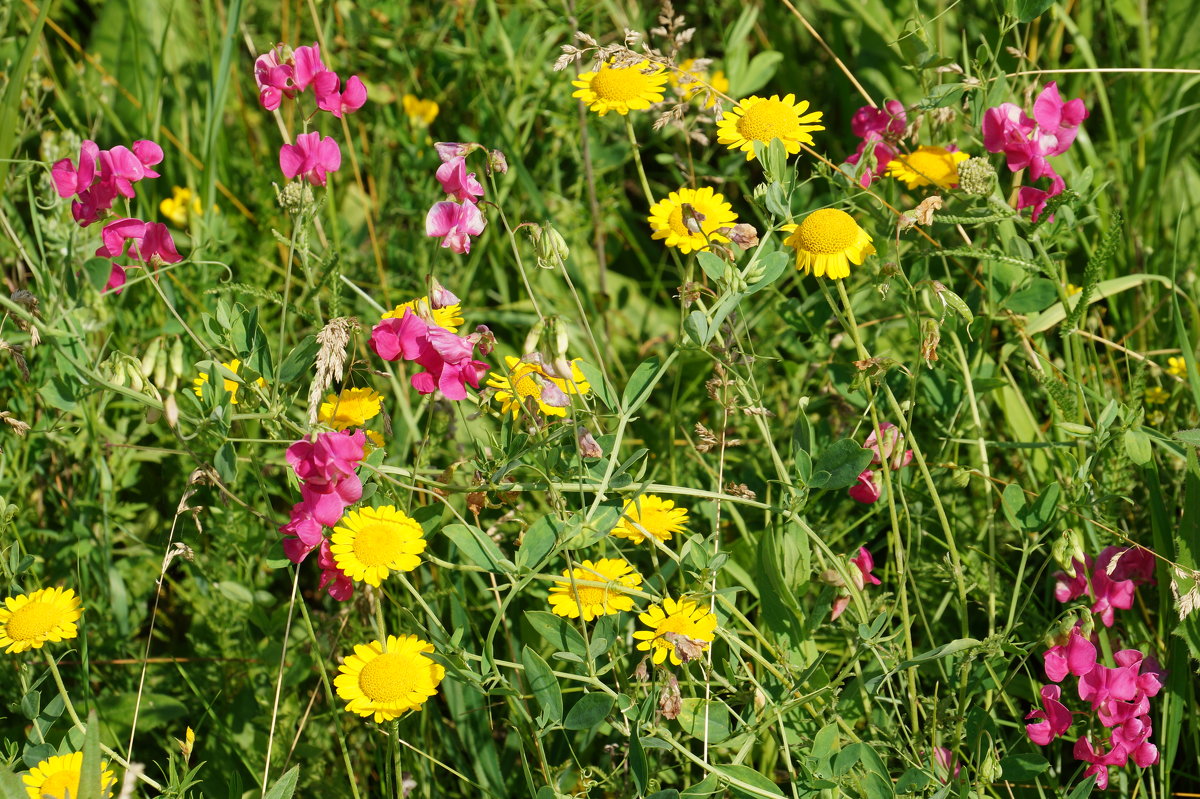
647;186;738;255
572;60;668;117
1066;283;1082;296
159;186;210;228
548;558;643;621
782;208;876;280
715;94;824;161
632;596;717;666
612;495;689;545
1167;357;1188;378
382;296;464;333
1144;386;1169;405
402;95;439;127
23;751;117;799
672;59;729;108
886;146;969;190
0;587;83;654
329;506;427;587
192;359;265;405
335;634;445;722
319;387;384;431
487;356;591;419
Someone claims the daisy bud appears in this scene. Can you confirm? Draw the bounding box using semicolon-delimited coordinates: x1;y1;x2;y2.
577;427;603;458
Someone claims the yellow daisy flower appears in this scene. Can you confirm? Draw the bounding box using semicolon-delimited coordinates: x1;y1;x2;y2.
647;186;738;255
159;186;205;228
1167;357;1188;378
402;95;439;127
572;60;668;117
23;751;116;799
487;356;591;419
1144;386;1169;405
0;587;83;654
192;359;265;405
672;59;729;108
782;208;876;280
612;494;689;545
382;295;465;333
548;558;643;621
886;146;969;190
715;94;824;161
336;634;445;722
632;596;717;666
319;387;384;431
1066;283;1082;296
329;506;427;587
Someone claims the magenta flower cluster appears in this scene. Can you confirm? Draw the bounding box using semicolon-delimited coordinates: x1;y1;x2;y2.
845;100;907;188
280;429;367;600
849;422;913;504
254;43;366;186
1026;546;1161;788
983;81;1088;221
51;139;182;291
369;284;492;401
425;144;489;254
830;547;881;620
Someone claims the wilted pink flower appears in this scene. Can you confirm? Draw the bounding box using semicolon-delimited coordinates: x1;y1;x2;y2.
434;141;475;162
864;422;913;470
488;148;508;174
435;156;485;203
317;74;368;117
254;45;296;110
848;469;880;504
279;132;342;186
1026;684;1073;745
425;200;486;253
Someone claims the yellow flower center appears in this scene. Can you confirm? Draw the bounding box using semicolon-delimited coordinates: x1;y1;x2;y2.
573;584;608;607
589;66;650;101
6;601;61;642
352;520;408;567
736;99;795;143
358;653;416;702
513;371;543;400
895;148;959;185
37;769;82;799
794;209;860;254
666;205;706;237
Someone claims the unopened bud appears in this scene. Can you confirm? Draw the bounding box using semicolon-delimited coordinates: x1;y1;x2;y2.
276;181;315;216
577;427;602;458
429;278;460;308
434;141;478;162
532;223;569;269
488;149;508;174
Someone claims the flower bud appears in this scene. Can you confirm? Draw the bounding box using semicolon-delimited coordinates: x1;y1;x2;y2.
958;156;996;196
429;277;460;308
276;181;315;216
532;223;569;269
434;142;478;162
488;148;508;174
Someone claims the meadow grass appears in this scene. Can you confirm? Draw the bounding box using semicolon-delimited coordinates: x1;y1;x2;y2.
1;0;1199;797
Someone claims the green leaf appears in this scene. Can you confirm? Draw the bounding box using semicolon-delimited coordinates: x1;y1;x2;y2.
214;442;238;484
697;252;726;282
516;515;559;571
563;692;614;729
622;357;663;414
681;775;722;798
0;765;27;799
734;51;784;97
578;361;616;410
441;524;508;572
524;611;588;658
897;638;981;669
40;376;79;412
1174;429;1200;448
999;753;1049;780
746;251;791;294
630;734;648;796
676;698;732;743
1025;274;1173;334
895;768;932;794
278;335;319;384
684;311;710;345
264;766;301;799
808;439;873;490
1014;0;1055;23
77;711;102;799
647;792;679;799
716;764;785;798
1005;279;1057;314
1065;774;1097;799
1124;429;1153;467
521;646;562;725
918;83;965;109
0;0;50;190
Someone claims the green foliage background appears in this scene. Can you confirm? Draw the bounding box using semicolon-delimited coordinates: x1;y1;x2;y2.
1;0;1199;797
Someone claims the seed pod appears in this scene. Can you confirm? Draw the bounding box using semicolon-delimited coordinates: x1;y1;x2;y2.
139;337;162;378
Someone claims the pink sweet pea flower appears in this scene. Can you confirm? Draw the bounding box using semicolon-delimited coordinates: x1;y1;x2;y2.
317;540;354;601
846;100;907;187
317;74;367;117
425;200;486;253
864;422;914;470
254;45;296;110
96;219;182;267
831;547;881;620
280;502;325;563
369;310;489;400
279;132;342;186
848;469;881;504
435;156;485;203
1042;627;1098;683
50;140;100;198
292;43;338;97
435;142;476;162
286;429;366;486
1026;684;1073;745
